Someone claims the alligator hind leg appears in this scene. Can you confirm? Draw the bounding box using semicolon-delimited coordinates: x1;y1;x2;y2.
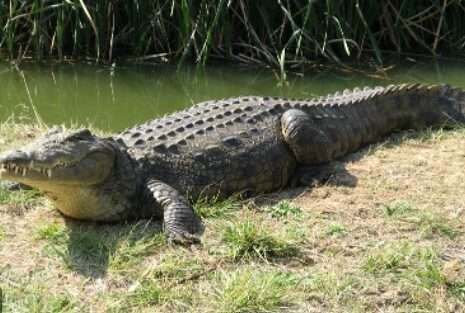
281;109;338;164
147;179;201;244
291;164;338;187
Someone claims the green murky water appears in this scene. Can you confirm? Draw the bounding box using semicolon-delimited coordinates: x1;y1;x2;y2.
1;60;465;132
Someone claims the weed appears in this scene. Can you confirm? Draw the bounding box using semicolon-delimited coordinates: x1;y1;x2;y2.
214;269;297;313
222;219;298;260
109;225;166;273
363;241;447;294
301;272;358;300
122;281;166;307
34;223;66;243
363;241;428;275
325;222;347;236
194;195;240;218
382;200;415;217
412;211;462;240
382;201;461;239
265;201;302;219
0;187;42;213
110;279;191;312
2;284;77;313
448;281;465;301
152;254;204;281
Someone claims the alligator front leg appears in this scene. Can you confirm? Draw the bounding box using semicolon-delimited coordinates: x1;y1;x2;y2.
147;179;200;244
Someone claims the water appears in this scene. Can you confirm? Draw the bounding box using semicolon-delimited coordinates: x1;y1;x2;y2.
1;60;465;132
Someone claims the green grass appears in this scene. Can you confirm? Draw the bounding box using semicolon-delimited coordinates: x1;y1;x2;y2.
325;222;347;236
34;223;66;242
151;254;205;281
381;200;461;239
213;269;298;313
34;221;166;276
382;200;416;217
411;211;462;240
1;280;78;313
222;219;298;260
301;272;359;300
109;280;191;312
194;195;241;218
449;281;465;301
108;223;166;273
361;241;459;299
265;201;302;219
0;187;42;213
360;241;465;307
362;241;435;275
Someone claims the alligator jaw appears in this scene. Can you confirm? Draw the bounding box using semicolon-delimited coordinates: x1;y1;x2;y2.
0;161;54;180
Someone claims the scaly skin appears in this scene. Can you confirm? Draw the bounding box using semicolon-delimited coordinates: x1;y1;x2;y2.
0;83;464;243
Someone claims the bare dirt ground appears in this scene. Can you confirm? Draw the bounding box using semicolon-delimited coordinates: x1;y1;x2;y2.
0;122;464;313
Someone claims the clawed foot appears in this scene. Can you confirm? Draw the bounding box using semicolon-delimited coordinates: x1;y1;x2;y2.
167;230;201;245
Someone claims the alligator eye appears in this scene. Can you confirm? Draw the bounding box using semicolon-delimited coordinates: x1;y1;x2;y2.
69;129;92;141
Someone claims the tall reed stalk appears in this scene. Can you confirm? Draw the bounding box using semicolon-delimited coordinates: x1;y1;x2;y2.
0;0;463;68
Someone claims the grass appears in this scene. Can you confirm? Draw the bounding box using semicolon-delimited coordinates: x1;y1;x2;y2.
301;271;359;301
325;222;347;236
362;241;436;275
264;200;302;219
109;279;192;312
3;289;77;313
213;269;298;313
0;186;42;214
222;218;299;260
194;194;241;219
382;200;416;217
3;1;465;70
381;200;462;239
34;223;66;242
1;122;465;312
361;241;465;307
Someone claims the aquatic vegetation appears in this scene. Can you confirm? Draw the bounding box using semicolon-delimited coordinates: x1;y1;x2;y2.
1;1;464;70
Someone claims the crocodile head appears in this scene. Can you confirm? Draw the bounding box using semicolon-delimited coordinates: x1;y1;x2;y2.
0;127;115;187
0;127;136;220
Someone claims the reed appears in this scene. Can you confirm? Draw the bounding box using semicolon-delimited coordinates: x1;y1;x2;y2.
0;0;463;68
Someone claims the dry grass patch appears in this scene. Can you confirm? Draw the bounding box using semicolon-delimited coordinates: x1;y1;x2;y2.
1;122;465;312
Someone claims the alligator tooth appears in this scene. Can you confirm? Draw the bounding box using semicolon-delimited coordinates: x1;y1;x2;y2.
15;166;20;174
22;168;27;176
47;168;52;178
29;160;34;168
0;167;5;178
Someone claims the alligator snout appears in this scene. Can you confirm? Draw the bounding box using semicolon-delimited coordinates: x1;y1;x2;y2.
0;149;34;177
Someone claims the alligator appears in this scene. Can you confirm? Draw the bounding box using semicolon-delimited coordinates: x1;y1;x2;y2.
0;84;464;243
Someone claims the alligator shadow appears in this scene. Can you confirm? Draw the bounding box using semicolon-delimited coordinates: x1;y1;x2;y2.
62;218;164;278
252;129;439;207
252;151;365;207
